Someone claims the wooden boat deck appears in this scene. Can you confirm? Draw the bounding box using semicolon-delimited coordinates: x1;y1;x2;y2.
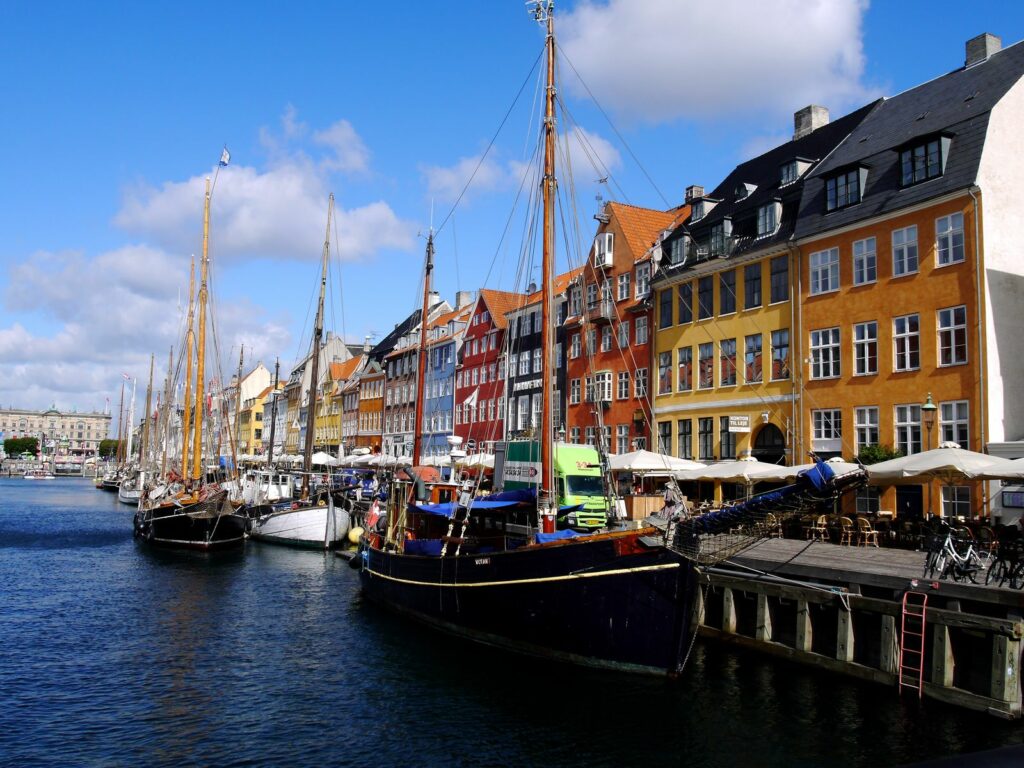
725;538;1023;610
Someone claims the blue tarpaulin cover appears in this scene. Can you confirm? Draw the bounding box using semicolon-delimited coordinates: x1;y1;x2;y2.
404;539;444;556
409;499;520;517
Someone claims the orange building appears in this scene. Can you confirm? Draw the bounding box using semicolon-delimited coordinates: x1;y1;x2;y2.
565;201;684;453
355;361;384;453
793;33;1024;519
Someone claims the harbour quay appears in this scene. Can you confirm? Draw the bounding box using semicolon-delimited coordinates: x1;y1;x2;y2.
693;538;1022;719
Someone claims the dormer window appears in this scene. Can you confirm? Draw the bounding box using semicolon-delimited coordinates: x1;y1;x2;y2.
709;219;731;257
825;167;866;212
756;201;781;237
690;200;705;221
593;232;614;267
734;182;756;201
780;157;813;186
668;234;690;266
899;136;949;186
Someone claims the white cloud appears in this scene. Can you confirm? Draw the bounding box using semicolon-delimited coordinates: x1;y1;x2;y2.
560;0;875;123
420;154;511;203
314;119;371;173
114;163;414;263
422;126;620;203
0;245;292;412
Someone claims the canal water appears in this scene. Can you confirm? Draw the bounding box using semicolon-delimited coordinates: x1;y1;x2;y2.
1;477;1019;767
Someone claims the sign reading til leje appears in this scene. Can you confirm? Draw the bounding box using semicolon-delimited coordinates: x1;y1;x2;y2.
727;415;751;433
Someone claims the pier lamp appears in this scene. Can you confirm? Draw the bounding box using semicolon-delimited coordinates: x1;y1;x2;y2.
921;392;937;516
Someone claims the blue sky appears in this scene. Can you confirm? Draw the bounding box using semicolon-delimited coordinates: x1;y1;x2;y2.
2;0;1023;417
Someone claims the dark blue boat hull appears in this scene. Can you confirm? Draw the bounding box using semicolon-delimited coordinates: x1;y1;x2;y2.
359;532;695;675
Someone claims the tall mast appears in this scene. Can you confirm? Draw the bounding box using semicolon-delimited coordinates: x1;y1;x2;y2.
266;358;280;467
538;0;557;533
125;378;137;461
160;345;172;478
412;232;434;468
301;193;333;500
181;259;196;483
191;178;211;485
232;345;244;479
140;354;154;466
116;379;125;465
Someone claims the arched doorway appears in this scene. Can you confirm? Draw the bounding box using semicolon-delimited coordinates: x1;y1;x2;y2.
751;423;786;464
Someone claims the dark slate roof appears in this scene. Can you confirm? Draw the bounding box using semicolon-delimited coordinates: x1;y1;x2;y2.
655;100;879;283
367;302;445;362
794;39;1024;239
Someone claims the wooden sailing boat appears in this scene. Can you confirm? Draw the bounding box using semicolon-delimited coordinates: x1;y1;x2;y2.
134;171;248;550
355;3;697;675
250;194;351;549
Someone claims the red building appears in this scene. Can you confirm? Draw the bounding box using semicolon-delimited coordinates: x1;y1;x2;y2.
454;289;525;452
564;201;687;454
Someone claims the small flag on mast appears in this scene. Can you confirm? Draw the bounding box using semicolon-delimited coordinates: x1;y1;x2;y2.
219;147;231;167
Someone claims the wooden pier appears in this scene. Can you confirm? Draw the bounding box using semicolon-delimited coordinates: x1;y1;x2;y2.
694;539;1022;719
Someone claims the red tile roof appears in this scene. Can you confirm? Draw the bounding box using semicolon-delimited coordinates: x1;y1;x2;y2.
477;288;528;329
328;356;364;381
605;201;689;261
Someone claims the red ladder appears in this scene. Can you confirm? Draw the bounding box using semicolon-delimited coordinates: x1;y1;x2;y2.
899;591;928;697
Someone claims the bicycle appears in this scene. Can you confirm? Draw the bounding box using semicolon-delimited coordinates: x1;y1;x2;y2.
923;523;987;583
984;538;1024;589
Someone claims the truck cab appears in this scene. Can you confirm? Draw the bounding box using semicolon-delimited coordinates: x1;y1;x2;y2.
497;440;609;530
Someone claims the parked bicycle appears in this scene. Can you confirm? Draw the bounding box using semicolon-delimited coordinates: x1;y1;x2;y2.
922;523;988;583
984;538;1024;589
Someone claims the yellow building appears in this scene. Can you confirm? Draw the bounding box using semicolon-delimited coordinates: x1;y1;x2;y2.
237;385;273;454
651;104;875;481
314;357;365;452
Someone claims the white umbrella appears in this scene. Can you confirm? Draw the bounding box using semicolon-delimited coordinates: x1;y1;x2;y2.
422;455;452;467
608;449;704;473
753;459;862;482
866;445;1017;484
676;457;786;483
310;451;334;466
462;453;495;469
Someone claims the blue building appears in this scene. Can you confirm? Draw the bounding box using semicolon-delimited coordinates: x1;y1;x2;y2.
421;301;473;465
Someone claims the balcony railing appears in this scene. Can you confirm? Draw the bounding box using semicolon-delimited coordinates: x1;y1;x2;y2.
586;299;616;324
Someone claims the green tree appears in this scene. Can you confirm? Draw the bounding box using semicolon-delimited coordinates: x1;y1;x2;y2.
99;439;121;458
4;437;39;456
857;444;903;465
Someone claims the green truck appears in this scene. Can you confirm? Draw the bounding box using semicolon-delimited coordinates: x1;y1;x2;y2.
498;440;610;530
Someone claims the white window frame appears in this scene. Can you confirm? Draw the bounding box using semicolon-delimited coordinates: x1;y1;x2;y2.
617;272;630;301
853;321;878;376
942;486;971;518
936;213;965;266
939;400;969;448
617;371;630;400
635;368;648;399
635;316;648;345
892;225;919;276
937;305;967;366
852;237;876;285
894;404;922;455
854;406;879;452
810;327;841;379
617;320;629;348
570;333;581;359
809;248;840;295
893;314;920;372
635;263;651;299
570;378;581;405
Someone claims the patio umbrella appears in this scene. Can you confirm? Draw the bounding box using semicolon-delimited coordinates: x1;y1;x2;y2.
310;451;334;466
754;459;862;482
607;449;704;473
865;445;1018;484
675;457;785;483
457;453;495;469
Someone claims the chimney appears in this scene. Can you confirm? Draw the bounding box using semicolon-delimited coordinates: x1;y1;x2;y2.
455;290;474;308
363;335;371;353
684;185;704;203
793;105;829;140
966;33;1001;67
428;291;441;307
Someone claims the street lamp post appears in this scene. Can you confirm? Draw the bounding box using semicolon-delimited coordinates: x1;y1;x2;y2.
921;392;937;517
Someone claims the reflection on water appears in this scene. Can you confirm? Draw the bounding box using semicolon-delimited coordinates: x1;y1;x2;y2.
0;477;1019;767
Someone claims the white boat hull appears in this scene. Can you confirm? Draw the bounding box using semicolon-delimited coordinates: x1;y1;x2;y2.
251;503;350;549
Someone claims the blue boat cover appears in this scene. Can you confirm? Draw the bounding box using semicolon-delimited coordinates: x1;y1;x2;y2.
409;499;520;517
404;539;444;556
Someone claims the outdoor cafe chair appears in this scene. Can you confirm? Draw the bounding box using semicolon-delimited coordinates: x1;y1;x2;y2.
856;516;879;547
839;516;855;546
